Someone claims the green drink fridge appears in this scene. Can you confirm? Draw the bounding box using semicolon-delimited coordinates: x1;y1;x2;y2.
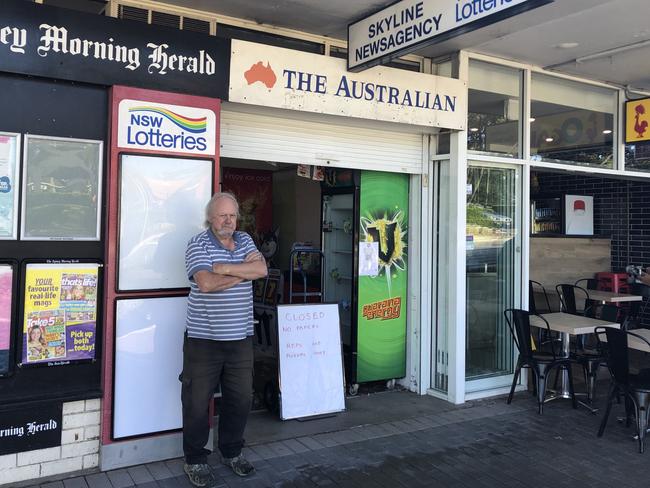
321;170;409;393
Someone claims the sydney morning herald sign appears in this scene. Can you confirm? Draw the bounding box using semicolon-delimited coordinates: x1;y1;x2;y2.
348;0;552;71
230;40;466;130
0;0;229;98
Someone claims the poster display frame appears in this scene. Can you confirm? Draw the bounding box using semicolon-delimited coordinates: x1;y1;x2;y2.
20;134;103;241
0;259;18;377
276;302;346;420
112;294;189;441
0;132;21;240
116;152;215;293
18;259;103;369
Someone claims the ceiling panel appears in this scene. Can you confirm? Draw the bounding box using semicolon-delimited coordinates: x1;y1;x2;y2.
149;0;650;91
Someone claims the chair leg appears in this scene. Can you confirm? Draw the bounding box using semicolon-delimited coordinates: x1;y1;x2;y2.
635;392;650;454
598;384;617;437
583;362;599;405
536;366;549;415
507;364;521;405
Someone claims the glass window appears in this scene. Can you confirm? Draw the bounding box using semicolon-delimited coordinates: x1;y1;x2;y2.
468;60;522;158
465;164;519;383
531;74;616;167
22;136;102;240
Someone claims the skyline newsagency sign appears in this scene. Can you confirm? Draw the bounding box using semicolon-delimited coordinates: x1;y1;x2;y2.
348;0;553;72
230;39;466;130
0;0;229;98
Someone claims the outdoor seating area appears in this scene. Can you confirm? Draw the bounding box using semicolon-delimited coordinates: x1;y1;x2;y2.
504;274;650;453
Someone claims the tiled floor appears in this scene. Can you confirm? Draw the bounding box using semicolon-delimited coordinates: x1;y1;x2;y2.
21;388;650;488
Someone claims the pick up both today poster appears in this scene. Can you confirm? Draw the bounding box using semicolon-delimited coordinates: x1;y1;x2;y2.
22;263;99;365
356;171;408;383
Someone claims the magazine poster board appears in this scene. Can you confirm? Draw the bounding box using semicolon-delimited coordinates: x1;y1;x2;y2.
21;262;100;366
277;303;345;420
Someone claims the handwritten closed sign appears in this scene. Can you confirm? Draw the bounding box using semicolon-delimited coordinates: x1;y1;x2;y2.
277;303;345;420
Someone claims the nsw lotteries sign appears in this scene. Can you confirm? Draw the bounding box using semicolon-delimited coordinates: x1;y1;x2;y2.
348;0;553;71
117;100;217;155
230;40;466;130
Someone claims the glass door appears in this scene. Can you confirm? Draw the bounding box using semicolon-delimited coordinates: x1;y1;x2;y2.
465;163;521;392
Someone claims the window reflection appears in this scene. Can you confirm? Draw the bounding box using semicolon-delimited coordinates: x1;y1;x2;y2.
467;61;521;158
531;74;616;167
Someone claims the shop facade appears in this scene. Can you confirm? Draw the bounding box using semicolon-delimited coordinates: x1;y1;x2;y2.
0;1;230;484
427;51;650;405
0;1;469;484
4;0;650;485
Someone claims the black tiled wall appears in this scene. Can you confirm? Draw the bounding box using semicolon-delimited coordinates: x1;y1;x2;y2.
532;171;650;326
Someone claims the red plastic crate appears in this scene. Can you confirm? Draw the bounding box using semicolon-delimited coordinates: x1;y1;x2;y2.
596;272;629;293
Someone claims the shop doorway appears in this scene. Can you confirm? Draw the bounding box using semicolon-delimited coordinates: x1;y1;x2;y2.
218;158;412;412
465;162;521;392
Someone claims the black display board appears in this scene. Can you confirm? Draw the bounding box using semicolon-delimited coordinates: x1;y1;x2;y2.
0;73;105;406
0;402;62;455
0;0;230;98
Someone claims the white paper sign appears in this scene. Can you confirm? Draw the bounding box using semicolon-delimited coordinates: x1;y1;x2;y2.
277;303;345;420
359;242;379;276
117;99;217;155
230;39;466;130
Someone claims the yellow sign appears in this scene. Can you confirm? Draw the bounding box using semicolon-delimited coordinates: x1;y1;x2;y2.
625;97;650;143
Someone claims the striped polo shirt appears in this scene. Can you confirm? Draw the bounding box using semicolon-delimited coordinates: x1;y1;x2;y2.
185;229;258;340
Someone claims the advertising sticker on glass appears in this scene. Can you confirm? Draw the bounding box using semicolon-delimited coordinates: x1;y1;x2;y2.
0;264;14;375
22;136;102;240
0;133;20;240
22;263;100;366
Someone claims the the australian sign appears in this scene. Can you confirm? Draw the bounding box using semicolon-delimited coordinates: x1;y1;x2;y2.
348;0;553;71
229;40;466;130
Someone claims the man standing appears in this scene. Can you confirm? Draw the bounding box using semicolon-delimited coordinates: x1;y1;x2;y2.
182;192;267;486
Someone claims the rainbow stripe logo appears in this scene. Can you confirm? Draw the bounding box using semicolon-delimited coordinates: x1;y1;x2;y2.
128;106;207;133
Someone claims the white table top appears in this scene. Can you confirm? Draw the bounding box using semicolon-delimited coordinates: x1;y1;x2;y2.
587;290;642;303
530;312;620;335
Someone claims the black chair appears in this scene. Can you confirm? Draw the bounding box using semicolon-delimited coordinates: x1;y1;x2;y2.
504;309;577;414
595;327;650;453
624;283;650;330
575;278;600;290
575;305;625;408
529;280;553;314
556;283;592;316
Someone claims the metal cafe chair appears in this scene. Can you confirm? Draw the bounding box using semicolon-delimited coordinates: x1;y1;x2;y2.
595;326;650;453
529;280;553;314
556;283;592;316
575;305;626;409
504;308;577;414
574;278;602;291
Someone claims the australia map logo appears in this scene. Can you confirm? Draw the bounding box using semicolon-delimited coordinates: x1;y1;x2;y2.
244;61;277;89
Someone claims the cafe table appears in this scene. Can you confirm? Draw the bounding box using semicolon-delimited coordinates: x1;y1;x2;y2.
529;312;619;409
586;289;643;303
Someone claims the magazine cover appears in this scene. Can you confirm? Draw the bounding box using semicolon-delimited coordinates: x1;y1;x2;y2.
22;263;99;365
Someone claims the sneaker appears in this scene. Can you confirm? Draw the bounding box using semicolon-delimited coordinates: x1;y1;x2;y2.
223;454;255;477
183;463;216;487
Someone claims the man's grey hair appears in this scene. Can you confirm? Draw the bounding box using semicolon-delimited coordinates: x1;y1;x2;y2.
204;192;240;227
